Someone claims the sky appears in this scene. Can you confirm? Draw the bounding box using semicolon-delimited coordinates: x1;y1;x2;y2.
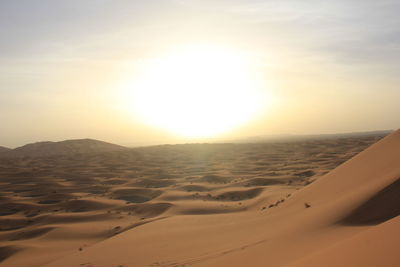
1;0;399;148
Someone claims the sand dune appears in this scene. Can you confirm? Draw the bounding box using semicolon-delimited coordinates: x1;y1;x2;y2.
0;132;396;266
44;131;399;267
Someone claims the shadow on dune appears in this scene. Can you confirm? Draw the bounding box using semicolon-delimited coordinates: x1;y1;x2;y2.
8;227;55;241
214;188;264;201
181;207;246;215
0;246;22;263
111;188;163;203
177;184;212;192
242;177;287;187
128;178;176;188
116;203;172;217
340;178;400;225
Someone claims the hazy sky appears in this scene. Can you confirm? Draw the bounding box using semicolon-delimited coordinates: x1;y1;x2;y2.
1;0;399;147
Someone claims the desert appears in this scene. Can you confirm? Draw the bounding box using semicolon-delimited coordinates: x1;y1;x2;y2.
0;131;398;266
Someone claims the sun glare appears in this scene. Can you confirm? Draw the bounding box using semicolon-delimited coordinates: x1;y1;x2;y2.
120;45;268;138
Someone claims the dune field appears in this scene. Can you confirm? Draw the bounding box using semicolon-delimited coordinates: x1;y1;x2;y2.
0;131;398;267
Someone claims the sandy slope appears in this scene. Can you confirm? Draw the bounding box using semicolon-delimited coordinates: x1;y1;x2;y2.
288;216;400;267
0;133;396;267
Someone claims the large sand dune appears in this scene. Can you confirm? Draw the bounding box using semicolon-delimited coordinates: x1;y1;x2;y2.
0;132;398;266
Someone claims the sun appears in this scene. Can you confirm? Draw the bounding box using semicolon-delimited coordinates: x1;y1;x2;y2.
120;45;268;138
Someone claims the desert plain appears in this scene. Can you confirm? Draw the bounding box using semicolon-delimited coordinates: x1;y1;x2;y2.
0;131;399;267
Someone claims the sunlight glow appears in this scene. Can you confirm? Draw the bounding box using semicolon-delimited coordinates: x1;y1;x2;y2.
120;45;269;138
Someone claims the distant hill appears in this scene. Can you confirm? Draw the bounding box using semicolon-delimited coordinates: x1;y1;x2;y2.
1;139;127;157
0;146;11;153
235;130;394;143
